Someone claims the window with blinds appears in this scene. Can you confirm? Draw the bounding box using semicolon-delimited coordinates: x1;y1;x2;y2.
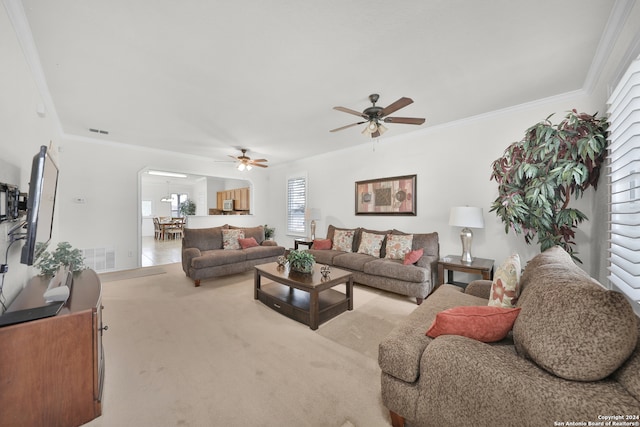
607;58;640;306
287;176;306;235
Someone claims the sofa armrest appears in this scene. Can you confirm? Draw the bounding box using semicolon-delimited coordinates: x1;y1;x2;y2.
181;247;201;274
418;335;640;426
464;279;492;299
261;240;278;247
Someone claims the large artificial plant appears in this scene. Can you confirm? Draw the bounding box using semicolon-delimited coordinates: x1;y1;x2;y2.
489;110;608;262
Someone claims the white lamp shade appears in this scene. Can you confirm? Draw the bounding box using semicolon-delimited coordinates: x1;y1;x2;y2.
449;207;485;229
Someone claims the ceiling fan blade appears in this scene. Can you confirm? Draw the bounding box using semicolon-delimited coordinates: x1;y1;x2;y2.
252;163;268;168
330;121;366;132
371;130;381;138
228;154;239;160
250;159;268;163
333;106;368;119
381;97;413;117
383;117;426;125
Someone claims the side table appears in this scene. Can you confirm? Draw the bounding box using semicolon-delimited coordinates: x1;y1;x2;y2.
438;255;494;287
293;238;314;250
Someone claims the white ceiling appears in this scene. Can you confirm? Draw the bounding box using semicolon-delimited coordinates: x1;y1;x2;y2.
16;0;618;166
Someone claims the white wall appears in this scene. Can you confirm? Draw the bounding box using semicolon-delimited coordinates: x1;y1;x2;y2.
268;91;602;275
55;138;271;270
0;5;61;307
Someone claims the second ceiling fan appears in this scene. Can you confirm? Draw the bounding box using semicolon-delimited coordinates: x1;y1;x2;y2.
330;94;425;138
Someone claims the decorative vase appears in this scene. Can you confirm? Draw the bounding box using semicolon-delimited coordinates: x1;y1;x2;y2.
290;260;314;274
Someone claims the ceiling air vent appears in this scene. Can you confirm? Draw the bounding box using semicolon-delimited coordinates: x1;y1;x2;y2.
89;128;109;135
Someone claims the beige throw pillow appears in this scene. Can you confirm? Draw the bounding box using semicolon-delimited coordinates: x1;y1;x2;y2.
488;254;521;308
385;234;413;260
357;231;386;257
222;229;244;250
332;229;355;252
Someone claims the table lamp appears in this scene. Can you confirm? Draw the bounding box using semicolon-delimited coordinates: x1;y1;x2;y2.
449;206;485;264
306;208;321;240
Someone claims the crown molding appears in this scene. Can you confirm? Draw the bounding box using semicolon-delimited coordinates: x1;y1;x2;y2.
583;0;637;94
3;0;63;136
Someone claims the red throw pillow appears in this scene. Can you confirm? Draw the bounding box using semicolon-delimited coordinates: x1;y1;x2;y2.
312;239;332;250
403;248;424;265
238;237;259;249
426;306;521;343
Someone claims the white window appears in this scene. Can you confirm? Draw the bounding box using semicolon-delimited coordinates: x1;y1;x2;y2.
606;58;640;310
287;175;307;236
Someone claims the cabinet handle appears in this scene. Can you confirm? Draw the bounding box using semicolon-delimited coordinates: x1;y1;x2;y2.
100;325;109;333
273;303;281;309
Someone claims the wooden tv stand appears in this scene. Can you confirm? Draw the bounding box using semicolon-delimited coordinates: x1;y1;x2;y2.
0;269;106;427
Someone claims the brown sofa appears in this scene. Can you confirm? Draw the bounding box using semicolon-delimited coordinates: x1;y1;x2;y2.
307;225;439;304
379;246;640;426
181;225;285;286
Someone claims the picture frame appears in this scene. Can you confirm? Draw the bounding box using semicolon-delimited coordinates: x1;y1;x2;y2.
355;174;417;216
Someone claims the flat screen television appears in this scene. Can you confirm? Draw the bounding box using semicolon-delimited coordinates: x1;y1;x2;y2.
20;145;59;265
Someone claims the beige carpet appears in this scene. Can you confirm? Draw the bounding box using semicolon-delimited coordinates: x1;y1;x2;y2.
99;266;167;282
83;263;417;427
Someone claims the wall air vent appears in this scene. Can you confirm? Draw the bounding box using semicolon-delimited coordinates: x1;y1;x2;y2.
89;128;109;135
82;247;116;272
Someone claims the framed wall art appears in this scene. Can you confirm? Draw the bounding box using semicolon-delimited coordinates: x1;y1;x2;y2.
355;174;416;216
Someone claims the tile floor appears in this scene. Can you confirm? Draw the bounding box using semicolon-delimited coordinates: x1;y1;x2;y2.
141;236;182;267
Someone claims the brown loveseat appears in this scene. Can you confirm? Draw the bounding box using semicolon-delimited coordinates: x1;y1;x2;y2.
379;246;640;426
307;225;439;304
181;225;285;286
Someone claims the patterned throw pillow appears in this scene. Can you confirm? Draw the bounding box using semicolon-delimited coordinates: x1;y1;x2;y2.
488;254;521;308
332;229;355;252
357;231;386;257
385;234;413;260
222;229;244;250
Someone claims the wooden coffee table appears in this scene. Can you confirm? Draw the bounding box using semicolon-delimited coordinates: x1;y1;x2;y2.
254;262;353;330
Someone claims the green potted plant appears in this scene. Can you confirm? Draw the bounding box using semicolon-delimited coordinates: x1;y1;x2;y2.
264;224;275;240
35;241;87;277
489;110;608;262
286;250;315;274
179;199;196;216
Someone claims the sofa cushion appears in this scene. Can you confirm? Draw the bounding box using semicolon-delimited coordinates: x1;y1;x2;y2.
385;234;413;260
514;247;638;381
191;249;247;268
333;252;377;272
306;249;344;265
243;245;285;261
426;306;521;343
183;225;228;251
364;258;428;283
488;254;521;308
378;284;489;383
222;229;244;250
358;231;386;257
229;225;265;244
332;229;356;252
311;239;332;250
359;228;391;257
238;237;259;249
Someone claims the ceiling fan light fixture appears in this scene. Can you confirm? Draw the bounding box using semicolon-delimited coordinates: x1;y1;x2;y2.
362;120;378;135
237;163;246;171
378;123;388;135
246;164;252;171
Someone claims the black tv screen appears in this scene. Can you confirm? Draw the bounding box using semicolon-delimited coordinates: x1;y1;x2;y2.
20;145;59;266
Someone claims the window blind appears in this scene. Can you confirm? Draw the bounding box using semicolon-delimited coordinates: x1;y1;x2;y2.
607;58;640;304
287;176;306;235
